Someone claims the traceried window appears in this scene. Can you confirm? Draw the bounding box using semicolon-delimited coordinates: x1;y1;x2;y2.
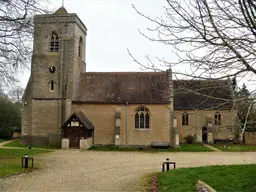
214;112;221;125
182;112;189;126
78;37;83;58
135;106;150;129
49;32;59;52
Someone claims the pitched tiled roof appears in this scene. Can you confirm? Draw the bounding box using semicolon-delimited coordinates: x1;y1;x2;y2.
173;80;234;110
63;111;95;129
75;72;170;104
74;72;233;109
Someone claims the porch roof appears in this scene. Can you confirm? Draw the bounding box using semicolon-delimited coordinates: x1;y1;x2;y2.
63;111;94;130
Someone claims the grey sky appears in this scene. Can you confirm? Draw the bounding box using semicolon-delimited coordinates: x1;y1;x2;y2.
19;0;173;88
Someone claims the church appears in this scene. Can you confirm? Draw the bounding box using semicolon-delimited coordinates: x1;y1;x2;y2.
21;7;236;149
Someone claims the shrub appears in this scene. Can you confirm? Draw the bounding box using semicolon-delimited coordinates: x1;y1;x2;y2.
0;127;13;139
185;135;195;144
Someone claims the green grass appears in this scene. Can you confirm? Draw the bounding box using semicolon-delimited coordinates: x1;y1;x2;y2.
158;164;256;192
3;139;49;149
212;144;256;152
89;144;212;152
0;139;7;143
0;148;52;177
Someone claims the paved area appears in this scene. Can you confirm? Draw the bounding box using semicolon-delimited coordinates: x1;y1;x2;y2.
1;150;256;192
0;140;14;147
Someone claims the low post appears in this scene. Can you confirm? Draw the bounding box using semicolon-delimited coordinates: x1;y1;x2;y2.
162;163;165;172
166;158;169;171
22;154;34;172
25;154;28;168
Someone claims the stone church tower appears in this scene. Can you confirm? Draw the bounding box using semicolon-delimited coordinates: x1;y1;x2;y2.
21;7;87;145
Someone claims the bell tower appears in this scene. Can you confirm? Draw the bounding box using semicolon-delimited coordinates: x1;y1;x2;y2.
21;7;87;145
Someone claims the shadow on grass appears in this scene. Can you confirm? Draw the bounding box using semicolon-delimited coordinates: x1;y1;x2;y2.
88;144;213;152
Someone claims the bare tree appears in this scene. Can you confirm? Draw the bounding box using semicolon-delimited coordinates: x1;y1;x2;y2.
131;0;256;88
8;86;24;102
130;0;256;137
0;0;49;85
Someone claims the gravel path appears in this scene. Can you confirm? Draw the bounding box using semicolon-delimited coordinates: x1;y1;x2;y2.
1;150;256;192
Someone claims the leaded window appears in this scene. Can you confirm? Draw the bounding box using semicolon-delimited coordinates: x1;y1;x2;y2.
182;112;189;126
214;112;221;125
135;106;150;129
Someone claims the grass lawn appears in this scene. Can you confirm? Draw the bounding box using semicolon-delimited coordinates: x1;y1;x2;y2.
3;139;49;149
0;148;52;177
158;164;256;192
212;144;256;152
89;144;213;152
0;139;7;143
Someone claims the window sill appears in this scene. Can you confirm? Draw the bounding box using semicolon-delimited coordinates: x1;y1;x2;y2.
47;52;59;55
134;128;150;130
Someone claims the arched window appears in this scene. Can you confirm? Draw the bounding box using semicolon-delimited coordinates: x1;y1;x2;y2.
182;112;189;126
78;37;83;58
49;32;59;52
214;112;221;125
135;106;150;129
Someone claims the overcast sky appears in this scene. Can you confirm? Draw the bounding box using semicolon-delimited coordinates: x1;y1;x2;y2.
19;0;173;88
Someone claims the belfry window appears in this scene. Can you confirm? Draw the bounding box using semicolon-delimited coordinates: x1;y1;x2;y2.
49;32;59;52
214;112;221;125
135;106;150;129
182;112;189;126
78;37;83;58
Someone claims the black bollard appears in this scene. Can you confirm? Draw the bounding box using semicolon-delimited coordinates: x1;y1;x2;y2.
25;154;28;168
162;163;165;172
166;158;169;171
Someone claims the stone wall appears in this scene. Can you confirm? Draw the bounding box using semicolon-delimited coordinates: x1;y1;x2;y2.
176;109;236;143
72;103;172;146
245;132;256;145
21;11;87;146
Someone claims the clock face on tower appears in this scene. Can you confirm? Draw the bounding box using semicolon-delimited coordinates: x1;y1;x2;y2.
49;65;56;73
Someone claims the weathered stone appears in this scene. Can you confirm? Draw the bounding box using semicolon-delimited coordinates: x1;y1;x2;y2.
80;138;92;149
61;138;69;149
195;180;216;192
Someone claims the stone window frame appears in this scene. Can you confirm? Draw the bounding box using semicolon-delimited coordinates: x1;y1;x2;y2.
49;31;60;52
182;111;189;126
134;105;150;129
214;111;221;126
78;36;83;58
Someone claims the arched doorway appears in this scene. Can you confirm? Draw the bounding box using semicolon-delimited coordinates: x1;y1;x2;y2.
69;128;81;148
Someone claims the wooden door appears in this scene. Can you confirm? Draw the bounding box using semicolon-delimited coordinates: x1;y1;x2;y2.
69;128;81;148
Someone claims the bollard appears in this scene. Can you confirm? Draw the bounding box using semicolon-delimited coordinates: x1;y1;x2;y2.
162;163;165;172
25;154;28;168
166;158;169;171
